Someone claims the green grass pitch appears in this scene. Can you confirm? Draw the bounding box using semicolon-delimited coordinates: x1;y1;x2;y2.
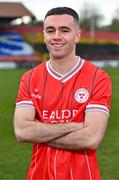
0;67;119;179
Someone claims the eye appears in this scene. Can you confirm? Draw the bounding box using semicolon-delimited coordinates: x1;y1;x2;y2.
45;27;54;34
46;30;54;33
61;28;70;33
62;29;69;32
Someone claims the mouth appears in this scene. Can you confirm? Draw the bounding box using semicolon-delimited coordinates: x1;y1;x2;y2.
51;43;64;48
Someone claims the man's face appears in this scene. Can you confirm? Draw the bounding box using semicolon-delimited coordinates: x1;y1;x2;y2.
43;14;81;59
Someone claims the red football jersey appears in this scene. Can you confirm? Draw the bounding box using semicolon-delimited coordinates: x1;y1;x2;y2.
16;57;112;180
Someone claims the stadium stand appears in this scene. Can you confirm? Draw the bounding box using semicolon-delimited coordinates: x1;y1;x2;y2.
0;2;40;68
31;28;119;67
0;2;119;68
0;2;35;24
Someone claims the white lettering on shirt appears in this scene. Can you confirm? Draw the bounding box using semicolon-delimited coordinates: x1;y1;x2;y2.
42;109;78;123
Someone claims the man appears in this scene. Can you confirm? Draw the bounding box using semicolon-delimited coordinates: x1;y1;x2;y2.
14;7;112;179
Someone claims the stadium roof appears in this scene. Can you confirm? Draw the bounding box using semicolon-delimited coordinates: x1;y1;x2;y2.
0;2;35;23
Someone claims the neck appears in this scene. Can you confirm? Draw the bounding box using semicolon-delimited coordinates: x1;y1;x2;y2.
50;55;79;75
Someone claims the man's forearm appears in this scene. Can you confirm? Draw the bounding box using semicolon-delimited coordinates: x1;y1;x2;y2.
46;112;109;151
15;115;83;144
25;121;83;143
46;126;94;150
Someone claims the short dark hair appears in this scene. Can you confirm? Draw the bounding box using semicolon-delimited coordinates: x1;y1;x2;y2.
44;7;80;27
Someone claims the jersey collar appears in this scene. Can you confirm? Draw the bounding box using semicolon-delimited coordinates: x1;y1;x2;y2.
46;56;85;83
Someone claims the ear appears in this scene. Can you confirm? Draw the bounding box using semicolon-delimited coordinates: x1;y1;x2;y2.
75;30;82;43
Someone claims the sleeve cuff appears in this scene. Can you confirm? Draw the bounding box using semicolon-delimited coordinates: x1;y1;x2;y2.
16;100;35;109
85;104;110;116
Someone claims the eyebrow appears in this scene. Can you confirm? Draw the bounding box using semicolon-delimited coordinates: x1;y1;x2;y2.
45;26;71;30
60;26;71;30
45;26;54;30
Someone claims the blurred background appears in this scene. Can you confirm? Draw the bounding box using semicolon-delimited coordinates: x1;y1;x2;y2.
0;0;119;68
0;0;119;179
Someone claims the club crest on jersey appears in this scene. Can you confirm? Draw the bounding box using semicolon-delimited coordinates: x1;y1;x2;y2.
75;88;89;103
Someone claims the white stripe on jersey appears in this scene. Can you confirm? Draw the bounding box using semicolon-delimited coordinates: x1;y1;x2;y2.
54;149;58;180
46;56;85;83
43;147;50;179
61;58;84;83
31;144;39;180
70;164;74;180
86;104;109;115
16;100;35;109
46;61;62;80
85;151;93;180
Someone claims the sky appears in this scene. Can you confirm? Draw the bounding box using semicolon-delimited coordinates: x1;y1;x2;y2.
1;0;119;25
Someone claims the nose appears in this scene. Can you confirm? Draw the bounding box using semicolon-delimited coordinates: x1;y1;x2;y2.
53;30;61;40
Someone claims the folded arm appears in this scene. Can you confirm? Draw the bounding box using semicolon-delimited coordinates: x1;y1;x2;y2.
14;107;83;144
46;111;109;150
14;106;109;150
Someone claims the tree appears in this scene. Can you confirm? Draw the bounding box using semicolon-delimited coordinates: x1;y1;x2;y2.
109;9;119;32
80;3;104;31
102;8;119;32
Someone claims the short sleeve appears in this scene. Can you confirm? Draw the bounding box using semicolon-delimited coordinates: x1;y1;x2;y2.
16;70;35;110
86;70;112;115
